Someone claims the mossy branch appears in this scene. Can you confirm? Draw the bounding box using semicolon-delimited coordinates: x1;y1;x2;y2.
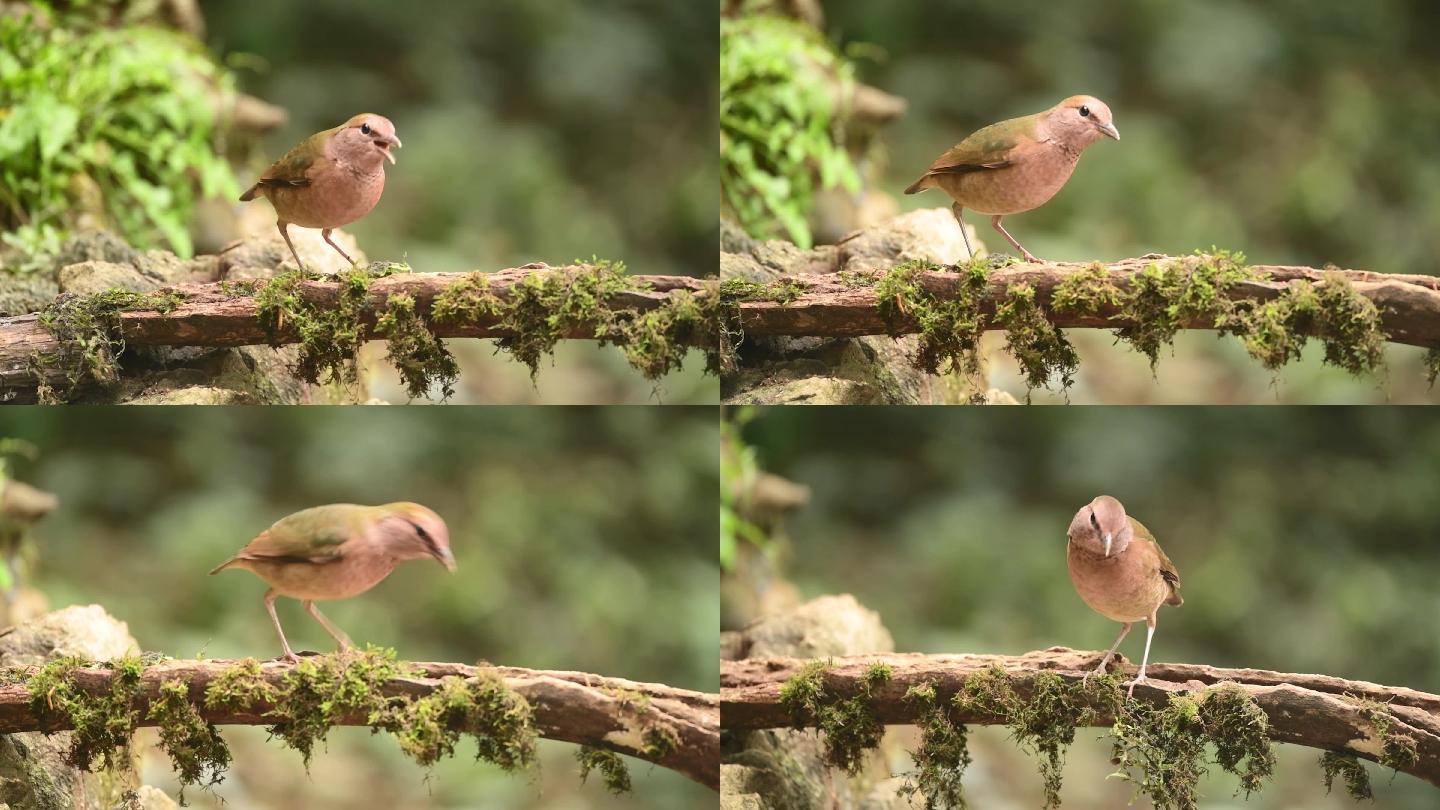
722;648;1440;793
4;652;720;791
725;254;1440;390
4;264;719;403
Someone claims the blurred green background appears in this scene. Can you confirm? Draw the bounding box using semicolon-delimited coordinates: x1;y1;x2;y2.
206;0;718;403
730;0;1440;402
736;406;1440;809
3;406;718;809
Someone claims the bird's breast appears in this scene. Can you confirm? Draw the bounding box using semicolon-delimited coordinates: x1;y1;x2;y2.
265;164;386;229
936;148;1079;215
243;554;397;601
1067;544;1170;623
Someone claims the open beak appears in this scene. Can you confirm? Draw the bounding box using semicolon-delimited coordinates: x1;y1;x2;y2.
1098;122;1120;141
434;547;456;572
1102;533;1113;558
376;135;401;164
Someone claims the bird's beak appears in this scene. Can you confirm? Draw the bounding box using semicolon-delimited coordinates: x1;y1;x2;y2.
434;547;456;572
1103;533;1113;557
377;135;401;164
1098;121;1120;141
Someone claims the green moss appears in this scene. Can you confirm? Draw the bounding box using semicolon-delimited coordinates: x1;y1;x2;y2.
717;276;810;375
1110;685;1275;809
375;292;459;400
1051;263;1123;315
1351;696;1419;773
1115;251;1256;370
777;659;889;774
147;678;231;798
253;265;390;390
994;283;1079;398
604;282;722;380
875;259;989;379
577;745;632;794
952;668;1114;810
642;727;678;760
27;654;145;770
1230;271;1387;376
1426;349;1440;388
373;672;536;771
899;681;972;810
263;646;416;766
35;287;184;399
202;658;275;712
1320;751;1373;800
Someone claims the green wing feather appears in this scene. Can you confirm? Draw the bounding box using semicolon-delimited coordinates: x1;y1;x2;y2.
904;114;1036;194
1129;517;1183;605
227;504;373;565
237;127;336;201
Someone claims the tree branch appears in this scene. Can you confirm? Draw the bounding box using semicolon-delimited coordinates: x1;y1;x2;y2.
5;657;720;789
721;648;1440;788
732;256;1440;349
2;266;717;403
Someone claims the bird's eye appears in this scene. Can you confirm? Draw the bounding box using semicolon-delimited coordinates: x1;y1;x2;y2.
1079;105;1090;118
360;123;372;135
1090;512;1099;528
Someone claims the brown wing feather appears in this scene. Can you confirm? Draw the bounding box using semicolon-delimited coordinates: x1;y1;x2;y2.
237;127;333;201
1131;517;1183;606
903;116;1034;194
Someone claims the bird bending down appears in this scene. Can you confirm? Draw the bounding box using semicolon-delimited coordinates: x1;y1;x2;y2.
210;502;455;661
904;95;1119;263
1065;495;1182;697
239;113;401;271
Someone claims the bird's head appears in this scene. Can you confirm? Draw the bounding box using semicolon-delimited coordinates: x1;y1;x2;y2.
376;502;455;571
1068;495;1133;558
334;114;402;167
1046;95;1119;148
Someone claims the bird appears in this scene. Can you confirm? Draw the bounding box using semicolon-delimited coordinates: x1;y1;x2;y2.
903;95;1119;263
209;502;454;661
1065;495;1181;697
239;113;402;271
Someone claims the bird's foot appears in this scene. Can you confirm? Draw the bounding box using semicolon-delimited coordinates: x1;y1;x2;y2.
1125;674;1147;698
1019;250;1041;263
1082;659;1112;688
279;651;300;664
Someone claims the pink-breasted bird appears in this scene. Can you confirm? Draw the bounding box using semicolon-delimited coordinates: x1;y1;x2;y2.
904;95;1119;262
209;503;454;661
239;113;402;271
1066;495;1182;697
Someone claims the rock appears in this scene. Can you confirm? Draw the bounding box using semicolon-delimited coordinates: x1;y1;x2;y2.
0;606;177;810
735;594;894;660
57;262;160;298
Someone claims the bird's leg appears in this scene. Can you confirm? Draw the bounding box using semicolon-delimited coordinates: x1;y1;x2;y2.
264;588;298;663
951;202;974;259
321;229;356;266
990;215;1040;263
303;600;355;651
1127;613;1159;698
276;221;305;272
1085;621;1131;685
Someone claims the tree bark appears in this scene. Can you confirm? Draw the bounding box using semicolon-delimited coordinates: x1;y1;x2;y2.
721;647;1440;788
733;256;1440;349
1;266;714;403
4;658;720;790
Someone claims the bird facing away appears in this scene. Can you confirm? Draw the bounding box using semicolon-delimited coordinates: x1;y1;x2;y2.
210;502;454;661
904;95;1119;262
1065;495;1181;697
239;113;402;271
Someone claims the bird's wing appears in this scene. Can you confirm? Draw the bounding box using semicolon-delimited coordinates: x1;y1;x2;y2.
921;117;1035;176
1130;517;1183;606
254;129;333;189
230;505;360;565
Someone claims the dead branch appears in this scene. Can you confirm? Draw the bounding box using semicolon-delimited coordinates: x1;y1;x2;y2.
0;266;715;403
721;648;1440;788
732;256;1440;349
4;657;719;789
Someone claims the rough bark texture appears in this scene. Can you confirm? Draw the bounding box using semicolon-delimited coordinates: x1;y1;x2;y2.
735;256;1440;349
720;595;912;810
0;605;177;810
721;648;1440;788
0;657;720;790
722;211;1015;405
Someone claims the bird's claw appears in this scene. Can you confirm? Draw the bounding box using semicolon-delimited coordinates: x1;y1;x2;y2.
1125;675;1147;698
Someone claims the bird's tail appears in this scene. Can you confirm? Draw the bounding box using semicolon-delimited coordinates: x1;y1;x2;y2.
903;174;932;195
238;184;259;202
208;557;237;575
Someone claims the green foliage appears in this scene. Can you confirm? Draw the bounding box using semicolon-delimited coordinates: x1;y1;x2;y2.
26;654;145;770
993;283;1079;398
1319;752;1372;800
373;673;537;772
874;258;989;380
720;409;770;570
576;745;631;794
720;14;859;248
147;678;231;799
376;292;460;401
0;7;237;265
1113;250;1255;369
253;264;397;391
